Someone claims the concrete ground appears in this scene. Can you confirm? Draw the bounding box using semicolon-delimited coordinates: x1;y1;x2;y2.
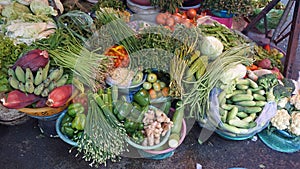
0;118;300;169
1;1;300;169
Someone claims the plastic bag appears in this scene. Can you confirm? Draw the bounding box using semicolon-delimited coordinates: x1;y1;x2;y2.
251;8;284;33
205;88;277;137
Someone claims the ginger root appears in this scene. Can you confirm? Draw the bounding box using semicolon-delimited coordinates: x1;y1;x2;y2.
142;107;173;146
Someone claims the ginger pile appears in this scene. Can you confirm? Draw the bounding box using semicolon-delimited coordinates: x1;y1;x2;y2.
142;108;173;146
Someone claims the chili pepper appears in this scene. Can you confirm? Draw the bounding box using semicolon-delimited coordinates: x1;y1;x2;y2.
63;126;75;138
264;44;271;52
68;103;85;117
133;89;150;107
71;113;86;130
132;130;144;144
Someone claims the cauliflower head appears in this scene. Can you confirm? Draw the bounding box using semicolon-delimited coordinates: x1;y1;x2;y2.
271;109;291;130
290;94;300;110
288;111;300;136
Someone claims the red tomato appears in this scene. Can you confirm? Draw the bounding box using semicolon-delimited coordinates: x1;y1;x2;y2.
187;9;197;19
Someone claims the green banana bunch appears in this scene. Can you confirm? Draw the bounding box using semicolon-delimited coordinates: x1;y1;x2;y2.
7;63;69;97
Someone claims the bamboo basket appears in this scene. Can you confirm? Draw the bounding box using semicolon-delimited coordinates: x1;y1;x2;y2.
17;90;79;117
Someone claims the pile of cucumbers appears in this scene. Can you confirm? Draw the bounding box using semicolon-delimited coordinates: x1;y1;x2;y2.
218;77;268;134
8;62;68;97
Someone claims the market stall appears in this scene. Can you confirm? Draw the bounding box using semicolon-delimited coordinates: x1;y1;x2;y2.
0;0;299;168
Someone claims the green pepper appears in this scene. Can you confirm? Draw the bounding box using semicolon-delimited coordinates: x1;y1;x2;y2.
61;114;73;125
124;119;138;134
133;89;150;107
64;126;75;138
137;122;144;130
132;130;144;144
71;113;86;130
68;103;85;117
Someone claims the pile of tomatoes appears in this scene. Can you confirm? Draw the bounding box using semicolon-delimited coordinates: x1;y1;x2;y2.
104;45;130;68
155;8;205;30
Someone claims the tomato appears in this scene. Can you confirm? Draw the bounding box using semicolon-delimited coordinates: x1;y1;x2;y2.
147;73;157;83
161;87;169;97
187;9;197;19
149;89;157;99
152;82;161;91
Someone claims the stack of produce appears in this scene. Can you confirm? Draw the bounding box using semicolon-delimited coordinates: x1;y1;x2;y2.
0;0;62;44
0;49;71;110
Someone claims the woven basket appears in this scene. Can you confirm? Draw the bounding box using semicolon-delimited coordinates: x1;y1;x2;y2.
0;93;30;125
17;90;79;117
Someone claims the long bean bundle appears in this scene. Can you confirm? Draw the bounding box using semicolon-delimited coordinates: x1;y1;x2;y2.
49;41;113;91
182;44;254;121
77;92;127;167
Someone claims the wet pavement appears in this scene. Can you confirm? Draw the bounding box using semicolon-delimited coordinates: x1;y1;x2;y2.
1;1;300;169
1;117;300;169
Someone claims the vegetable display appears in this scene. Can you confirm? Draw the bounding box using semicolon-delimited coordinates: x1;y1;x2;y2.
0;1;297;167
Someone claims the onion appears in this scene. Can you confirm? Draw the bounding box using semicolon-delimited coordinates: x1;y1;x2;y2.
156;13;167;25
166;17;175;27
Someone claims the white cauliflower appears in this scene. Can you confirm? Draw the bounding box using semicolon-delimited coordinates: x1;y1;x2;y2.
288;111;300;136
271;109;291;130
290;94;300;110
277;97;289;109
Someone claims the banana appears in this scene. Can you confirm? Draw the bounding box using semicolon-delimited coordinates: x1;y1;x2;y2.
48;81;57;92
43;78;51;87
25;81;35;93
9;76;19;89
48;67;62;81
55;67;64;81
15;66;25;83
34;83;44;96
8;68;16;78
56;74;68;87
34;68;43;86
19;83;26;93
41;88;49;97
25;68;34;83
42;61;50;81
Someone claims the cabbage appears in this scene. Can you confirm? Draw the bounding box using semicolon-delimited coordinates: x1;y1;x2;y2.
199;36;223;61
1;2;31;20
30;0;57;16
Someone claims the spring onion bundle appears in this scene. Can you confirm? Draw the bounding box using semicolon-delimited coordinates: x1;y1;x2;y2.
77;92;127;167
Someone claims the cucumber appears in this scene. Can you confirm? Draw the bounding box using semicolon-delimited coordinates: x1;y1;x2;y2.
236;79;250;85
161;100;172;115
221;104;234;111
237;111;248;118
255;101;267;107
237;106;262;114
246;89;252;96
253;93;266;101
225;90;245;99
236;84;249;90
231;94;253;102
242;113;256;123
171;101;184;134
248;78;259;88
221;110;228;123
227;106;238;123
248;86;263;92
226;99;233;104
218;90;227;105
221;123;241;134
235;100;256;107
228;119;250;129
168;133;180;148
253;90;266;96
